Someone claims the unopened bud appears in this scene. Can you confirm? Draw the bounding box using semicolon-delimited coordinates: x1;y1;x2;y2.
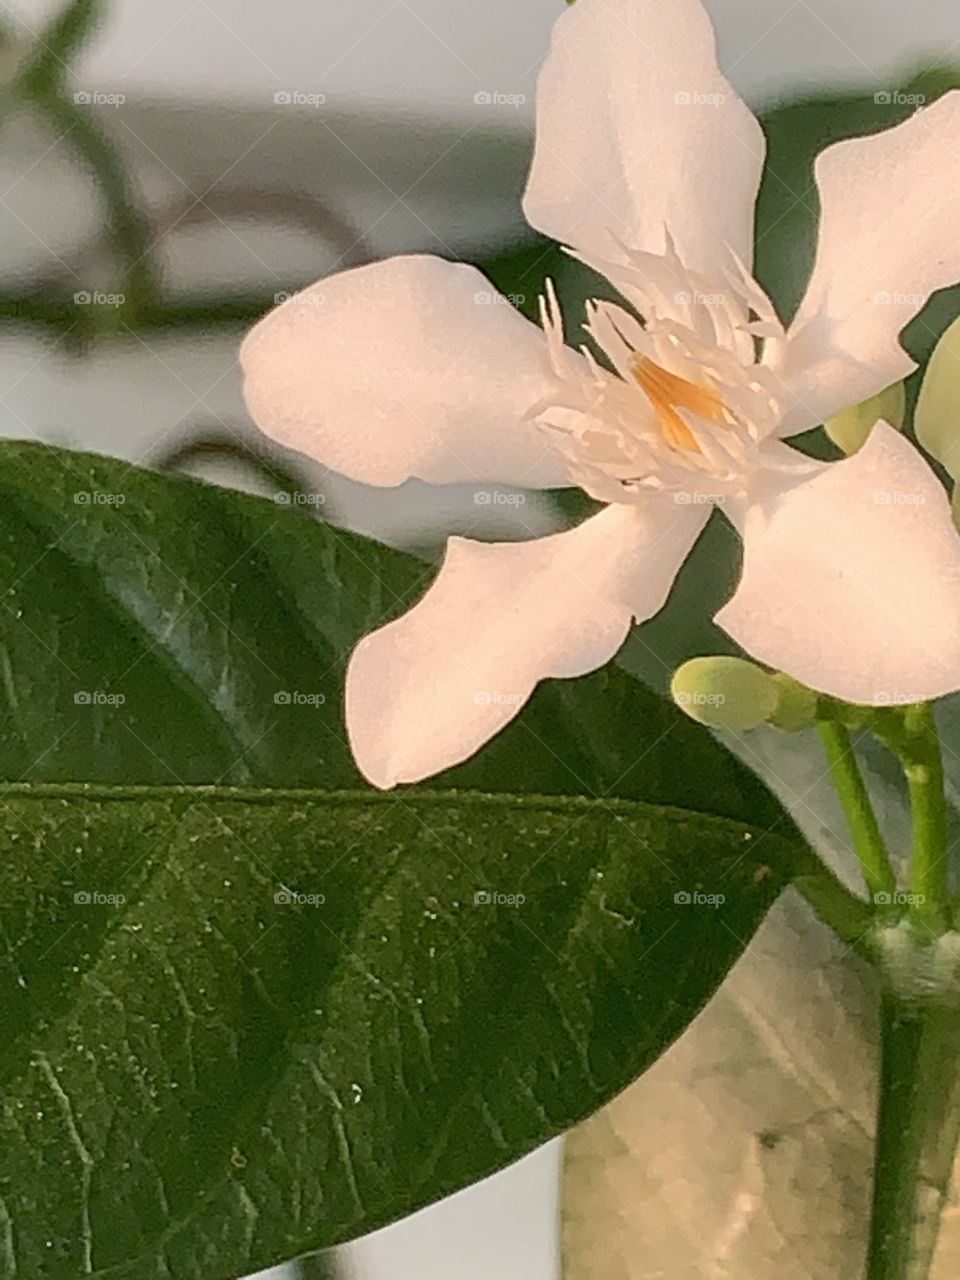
824;382;905;456
768;673;819;732
671;657;779;731
916;315;960;478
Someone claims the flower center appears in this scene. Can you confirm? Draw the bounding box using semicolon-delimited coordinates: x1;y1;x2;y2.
531;243;788;504
631;356;728;454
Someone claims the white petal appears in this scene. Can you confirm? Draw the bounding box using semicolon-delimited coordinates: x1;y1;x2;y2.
347;501;708;788
523;0;765;274
776;92;960;436
241;254;570;488
716;424;960;705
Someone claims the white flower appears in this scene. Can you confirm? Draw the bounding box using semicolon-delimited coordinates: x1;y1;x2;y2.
241;0;960;789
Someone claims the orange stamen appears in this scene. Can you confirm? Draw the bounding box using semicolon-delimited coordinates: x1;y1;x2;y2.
632;356;727;453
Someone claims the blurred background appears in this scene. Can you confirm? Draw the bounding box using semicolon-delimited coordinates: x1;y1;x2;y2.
1;1;959;1277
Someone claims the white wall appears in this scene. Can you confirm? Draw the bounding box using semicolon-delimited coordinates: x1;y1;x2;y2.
5;0;960;111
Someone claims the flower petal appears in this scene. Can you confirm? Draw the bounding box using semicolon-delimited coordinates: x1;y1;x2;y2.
347;501;708;788
775;91;960;435
715;423;960;705
241;254;570;488
523;0;765;274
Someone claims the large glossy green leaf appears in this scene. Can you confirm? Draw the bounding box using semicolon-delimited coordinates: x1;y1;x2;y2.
0;441;806;1278
0;782;799;1280
0;441;782;821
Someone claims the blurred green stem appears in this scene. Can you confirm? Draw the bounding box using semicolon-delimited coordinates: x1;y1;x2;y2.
5;0;160;323
899;705;949;922
866;981;960;1279
817;705;960;1277
817;721;896;902
30;86;160;319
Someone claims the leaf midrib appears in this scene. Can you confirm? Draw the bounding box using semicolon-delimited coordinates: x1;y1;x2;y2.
0;780;809;847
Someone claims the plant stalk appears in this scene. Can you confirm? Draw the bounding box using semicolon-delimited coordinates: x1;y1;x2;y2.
901;705;949;919
866;976;960;1279
817;721;896;902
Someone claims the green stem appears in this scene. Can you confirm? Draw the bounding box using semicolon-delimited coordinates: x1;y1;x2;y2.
818;721;896;902
31;86;160;320
791;859;876;950
901;705;948;917
866;977;960;1279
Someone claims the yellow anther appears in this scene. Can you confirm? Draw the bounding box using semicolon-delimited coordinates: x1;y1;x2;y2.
632;356;726;453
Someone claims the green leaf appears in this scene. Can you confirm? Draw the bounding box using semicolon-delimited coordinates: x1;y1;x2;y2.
0;440;806;1277
0;441;781;825
0;783;798;1280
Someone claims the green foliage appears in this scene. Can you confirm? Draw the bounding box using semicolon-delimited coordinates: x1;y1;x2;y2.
0;443;806;1278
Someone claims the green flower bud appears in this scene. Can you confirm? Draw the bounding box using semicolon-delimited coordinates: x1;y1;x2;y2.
916;315;960;479
824;382;906;456
671;657;779;731
768;673;819;732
